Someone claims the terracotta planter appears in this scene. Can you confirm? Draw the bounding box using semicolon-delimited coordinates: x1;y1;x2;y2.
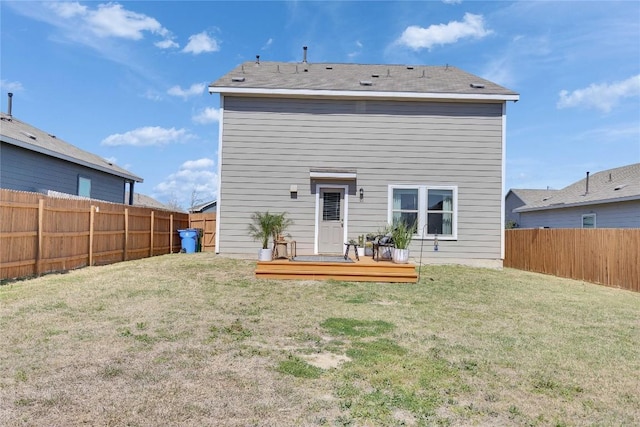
392;248;409;264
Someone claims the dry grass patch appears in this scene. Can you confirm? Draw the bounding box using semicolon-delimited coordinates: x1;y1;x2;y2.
1;253;639;426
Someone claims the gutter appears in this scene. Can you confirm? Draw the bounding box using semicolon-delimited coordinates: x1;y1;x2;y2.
208;86;520;102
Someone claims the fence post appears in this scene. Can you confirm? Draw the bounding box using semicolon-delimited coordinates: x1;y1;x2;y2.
36;198;44;276
124;208;129;261
170;214;174;254
150;210;154;257
89;205;95;266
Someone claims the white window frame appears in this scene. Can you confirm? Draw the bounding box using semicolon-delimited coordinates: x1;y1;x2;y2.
582;213;596;229
388;185;458;240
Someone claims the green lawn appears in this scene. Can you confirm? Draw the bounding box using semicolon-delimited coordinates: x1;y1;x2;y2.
1;253;638;426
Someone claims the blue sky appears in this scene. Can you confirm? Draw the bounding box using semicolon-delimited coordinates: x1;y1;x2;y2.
1;1;639;209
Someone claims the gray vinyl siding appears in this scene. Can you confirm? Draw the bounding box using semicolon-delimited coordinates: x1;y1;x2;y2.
505;193;525;227
1;143;126;203
518;201;640;229
219;96;505;261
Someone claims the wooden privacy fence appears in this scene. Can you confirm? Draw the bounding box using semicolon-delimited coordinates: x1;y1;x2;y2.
1;189;189;280
505;228;640;292
189;212;216;252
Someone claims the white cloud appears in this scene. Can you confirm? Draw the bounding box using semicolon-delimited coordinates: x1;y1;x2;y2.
442;0;462;4
262;38;273;50
167;83;206;99
85;3;168;40
0;79;24;92
43;1;174;47
155;39;179;49
101;126;195;146
557;75;640;113
183;31;220;54
193;107;221;124
182;158;215;169
154;158;218;208
396;13;492;50
48;1;87;18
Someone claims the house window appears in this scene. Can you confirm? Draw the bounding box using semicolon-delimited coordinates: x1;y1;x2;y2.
391;188;418;231
389;185;457;239
78;176;91;198
582;214;596;229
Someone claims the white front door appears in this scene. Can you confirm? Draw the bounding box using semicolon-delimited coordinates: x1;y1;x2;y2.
317;187;346;254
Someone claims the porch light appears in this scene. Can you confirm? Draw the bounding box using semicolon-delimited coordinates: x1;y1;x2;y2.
359;188;364;200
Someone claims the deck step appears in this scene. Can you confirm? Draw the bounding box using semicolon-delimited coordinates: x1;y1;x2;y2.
255;259;418;283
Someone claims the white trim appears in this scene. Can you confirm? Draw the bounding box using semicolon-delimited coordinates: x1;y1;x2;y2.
314;184;349;254
500;102;507;260
388;184;458;240
209;86;520;102
215;96;224;254
310;171;357;179
581;213;596;229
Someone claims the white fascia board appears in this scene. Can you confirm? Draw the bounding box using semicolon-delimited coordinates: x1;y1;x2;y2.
310;171;357;179
1;135;143;182
514;195;640;212
209;86;520;102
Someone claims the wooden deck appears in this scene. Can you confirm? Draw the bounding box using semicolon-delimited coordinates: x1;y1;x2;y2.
255;255;418;283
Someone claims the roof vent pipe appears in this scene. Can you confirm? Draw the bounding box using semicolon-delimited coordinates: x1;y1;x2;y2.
255;55;260;65
7;92;13;116
585;171;590;194
302;46;308;63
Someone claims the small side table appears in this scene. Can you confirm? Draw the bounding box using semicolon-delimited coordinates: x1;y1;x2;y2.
344;242;360;261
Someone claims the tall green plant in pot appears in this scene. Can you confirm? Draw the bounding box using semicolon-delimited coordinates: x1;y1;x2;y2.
391;220;415;264
248;211;277;261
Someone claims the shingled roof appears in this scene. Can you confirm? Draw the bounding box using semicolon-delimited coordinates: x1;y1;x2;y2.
1;112;142;182
507;188;559;205
209;61;519;101
514;163;640;212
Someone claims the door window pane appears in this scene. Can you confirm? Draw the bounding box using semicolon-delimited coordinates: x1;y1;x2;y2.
323;192;341;221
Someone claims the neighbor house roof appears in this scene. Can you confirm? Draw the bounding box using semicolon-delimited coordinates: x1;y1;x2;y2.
209;61;519;101
514;163;640;213
125;192;178;211
1;112;143;182
189;200;217;213
507;188;558;205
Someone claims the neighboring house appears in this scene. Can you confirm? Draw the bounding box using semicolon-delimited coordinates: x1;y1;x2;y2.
505;189;558;227
190;200;217;213
511;163;640;229
1;106;142;204
208;56;519;266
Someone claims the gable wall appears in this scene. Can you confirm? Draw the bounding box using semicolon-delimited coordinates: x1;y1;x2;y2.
518;200;640;228
1;143;126;203
218;96;505;263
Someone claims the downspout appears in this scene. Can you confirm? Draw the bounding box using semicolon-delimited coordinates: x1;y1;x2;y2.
129;181;134;205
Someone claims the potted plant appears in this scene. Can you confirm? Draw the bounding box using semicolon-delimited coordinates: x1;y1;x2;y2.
390;220;415;264
248;211;277;261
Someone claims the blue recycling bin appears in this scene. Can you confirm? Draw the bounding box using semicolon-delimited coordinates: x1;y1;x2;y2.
178;229;199;253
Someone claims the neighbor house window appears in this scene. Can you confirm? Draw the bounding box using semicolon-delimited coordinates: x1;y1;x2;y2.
389;185;457;239
582;214;596;229
78;176;91;198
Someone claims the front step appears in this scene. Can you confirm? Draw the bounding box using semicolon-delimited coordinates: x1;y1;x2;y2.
255;260;418;283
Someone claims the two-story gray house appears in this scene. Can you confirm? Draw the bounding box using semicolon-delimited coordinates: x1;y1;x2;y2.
1;105;142;204
208;57;519;267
